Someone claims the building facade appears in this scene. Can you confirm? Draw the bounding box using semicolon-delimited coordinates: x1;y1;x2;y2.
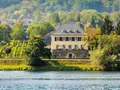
51;23;89;59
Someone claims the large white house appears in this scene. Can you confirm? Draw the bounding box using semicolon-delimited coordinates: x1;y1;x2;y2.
51;23;88;59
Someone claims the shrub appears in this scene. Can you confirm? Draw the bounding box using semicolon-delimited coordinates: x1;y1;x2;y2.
90;35;120;71
5;48;11;54
24;36;45;66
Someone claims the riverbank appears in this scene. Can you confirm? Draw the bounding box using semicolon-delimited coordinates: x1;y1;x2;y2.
0;59;99;71
0;65;96;71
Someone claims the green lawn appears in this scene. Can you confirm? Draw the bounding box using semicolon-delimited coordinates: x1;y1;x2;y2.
0;59;98;71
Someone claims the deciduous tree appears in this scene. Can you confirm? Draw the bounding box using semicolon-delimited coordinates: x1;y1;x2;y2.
11;21;27;40
24;35;45;66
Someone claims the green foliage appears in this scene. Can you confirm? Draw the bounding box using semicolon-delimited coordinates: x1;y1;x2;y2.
88;35;100;50
1;0;120;21
1;0;120;29
90;35;120;70
101;15;114;35
24;36;45;66
49;13;60;24
28;21;54;38
11;21;27;40
110;12;120;23
91;17;96;28
0;23;11;42
116;21;120;35
0;40;28;58
44;48;51;59
59;12;79;23
80;10;103;27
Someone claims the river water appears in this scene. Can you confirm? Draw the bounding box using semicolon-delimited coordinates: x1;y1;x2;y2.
0;71;120;90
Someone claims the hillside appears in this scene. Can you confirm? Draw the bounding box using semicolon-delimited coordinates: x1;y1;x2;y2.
0;0;120;20
0;0;115;12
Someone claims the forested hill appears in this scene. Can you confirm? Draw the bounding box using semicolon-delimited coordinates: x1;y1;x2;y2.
0;0;118;12
0;0;120;20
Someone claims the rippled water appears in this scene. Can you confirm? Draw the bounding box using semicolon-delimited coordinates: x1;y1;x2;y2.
0;71;120;90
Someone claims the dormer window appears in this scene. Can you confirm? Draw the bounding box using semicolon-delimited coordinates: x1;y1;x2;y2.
62;29;68;33
74;29;80;33
76;30;80;33
69;30;73;33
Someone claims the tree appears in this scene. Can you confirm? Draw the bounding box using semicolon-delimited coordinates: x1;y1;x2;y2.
44;48;52;59
76;22;84;30
116;21;120;35
77;14;81;22
0;22;11;42
101;15;114;35
86;27;101;50
91;16;96;28
24;36;45;66
49;13;60;24
11;21;27;40
90;35;120;70
110;12;120;23
28;22;54;38
47;12;60;27
65;12;78;23
80;10;102;26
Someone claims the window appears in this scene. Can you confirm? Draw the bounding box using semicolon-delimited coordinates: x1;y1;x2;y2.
56;45;59;49
55;37;59;41
59;37;63;41
76;30;80;33
70;30;73;33
62;30;68;33
65;37;76;41
72;37;75;41
66;37;69;41
78;37;81;41
68;45;72;49
55;37;57;41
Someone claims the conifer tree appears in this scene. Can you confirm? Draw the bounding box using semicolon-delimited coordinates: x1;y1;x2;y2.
116;21;120;35
91;16;96;28
77;14;81;22
101;15;114;35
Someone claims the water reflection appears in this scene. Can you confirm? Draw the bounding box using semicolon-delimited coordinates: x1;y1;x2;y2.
0;71;120;90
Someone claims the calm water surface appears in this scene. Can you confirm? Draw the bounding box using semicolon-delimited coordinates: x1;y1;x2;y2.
0;71;120;90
